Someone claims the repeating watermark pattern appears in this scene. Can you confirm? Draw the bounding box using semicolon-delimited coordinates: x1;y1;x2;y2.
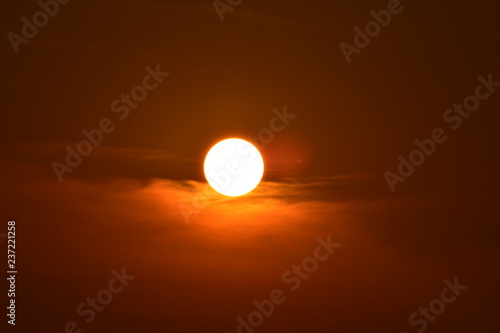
178;106;297;223
385;73;499;192
340;0;407;64
7;0;73;54
6;221;16;326
225;235;340;333
50;267;135;333
213;0;243;22
400;277;467;333
51;64;169;182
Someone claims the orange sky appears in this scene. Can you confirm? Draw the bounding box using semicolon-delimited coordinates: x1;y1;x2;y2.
2;0;500;332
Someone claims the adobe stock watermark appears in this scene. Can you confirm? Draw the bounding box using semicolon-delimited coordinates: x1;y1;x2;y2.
400;277;467;333
177;106;297;224
385;73;499;192
7;0;72;54
51;64;169;182
225;235;340;333
340;0;407;64
213;0;243;22
50;267;135;333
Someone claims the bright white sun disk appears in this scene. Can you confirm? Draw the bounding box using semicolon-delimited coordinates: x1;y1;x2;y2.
204;138;264;196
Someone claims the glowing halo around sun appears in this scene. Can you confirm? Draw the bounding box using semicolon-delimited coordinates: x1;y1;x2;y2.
204;138;264;196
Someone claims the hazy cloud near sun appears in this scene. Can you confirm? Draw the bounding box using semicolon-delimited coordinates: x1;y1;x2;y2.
2;140;391;228
2;140;497;333
2;142;198;181
2;141;322;182
2;141;497;264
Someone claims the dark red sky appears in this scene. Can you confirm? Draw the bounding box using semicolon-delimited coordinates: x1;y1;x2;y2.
1;0;499;332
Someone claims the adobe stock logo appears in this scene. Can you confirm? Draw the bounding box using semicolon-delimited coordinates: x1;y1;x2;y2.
7;0;72;54
225;235;340;333
384;74;499;192
400;277;467;333
213;0;243;22
50;268;135;333
52;64;169;182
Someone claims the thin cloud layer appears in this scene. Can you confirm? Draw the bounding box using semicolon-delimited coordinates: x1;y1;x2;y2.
1;144;497;332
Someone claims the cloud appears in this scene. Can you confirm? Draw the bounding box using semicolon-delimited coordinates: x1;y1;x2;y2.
2;142;497;333
1;141;197;181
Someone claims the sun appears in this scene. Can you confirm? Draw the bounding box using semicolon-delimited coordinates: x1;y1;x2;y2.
204;138;264;196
